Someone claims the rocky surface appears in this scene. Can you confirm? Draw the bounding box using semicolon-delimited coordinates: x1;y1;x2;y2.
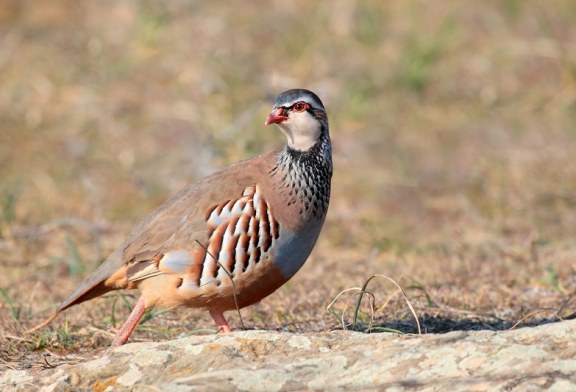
2;320;576;391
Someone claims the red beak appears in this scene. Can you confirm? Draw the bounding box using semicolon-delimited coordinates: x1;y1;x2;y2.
265;108;288;126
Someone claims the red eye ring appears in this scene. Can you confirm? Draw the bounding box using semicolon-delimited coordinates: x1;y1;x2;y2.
292;102;309;112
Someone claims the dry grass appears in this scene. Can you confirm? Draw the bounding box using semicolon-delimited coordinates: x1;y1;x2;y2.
2;0;576;371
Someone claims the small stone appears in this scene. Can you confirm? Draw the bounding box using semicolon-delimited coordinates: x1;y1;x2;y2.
117;364;143;387
287;335;311;350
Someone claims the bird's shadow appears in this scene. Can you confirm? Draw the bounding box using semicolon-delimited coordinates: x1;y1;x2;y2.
320;312;576;335
361;315;573;335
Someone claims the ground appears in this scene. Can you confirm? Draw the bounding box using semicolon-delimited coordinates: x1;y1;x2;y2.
1;1;575;371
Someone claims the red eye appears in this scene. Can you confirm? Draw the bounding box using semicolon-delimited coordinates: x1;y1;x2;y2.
292;102;309;112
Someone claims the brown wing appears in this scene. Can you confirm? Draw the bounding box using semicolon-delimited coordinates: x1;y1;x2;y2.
56;153;275;312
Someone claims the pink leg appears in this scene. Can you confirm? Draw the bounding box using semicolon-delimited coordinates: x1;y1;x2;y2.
113;295;147;346
209;310;231;333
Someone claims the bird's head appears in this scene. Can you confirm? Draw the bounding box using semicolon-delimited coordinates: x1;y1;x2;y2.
265;89;328;151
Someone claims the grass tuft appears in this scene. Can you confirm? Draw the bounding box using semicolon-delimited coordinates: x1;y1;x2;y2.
0;191;16;239
0;287;21;321
65;234;84;278
327;274;421;334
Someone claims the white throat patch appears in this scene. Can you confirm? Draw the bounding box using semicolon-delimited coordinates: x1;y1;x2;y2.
278;111;321;151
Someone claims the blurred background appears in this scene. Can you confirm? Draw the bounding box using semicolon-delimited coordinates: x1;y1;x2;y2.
1;0;576;357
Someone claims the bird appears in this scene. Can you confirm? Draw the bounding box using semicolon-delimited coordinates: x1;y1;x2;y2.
27;88;332;345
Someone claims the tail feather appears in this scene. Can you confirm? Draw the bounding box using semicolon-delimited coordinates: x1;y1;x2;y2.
24;311;61;334
25;247;129;333
24;281;114;333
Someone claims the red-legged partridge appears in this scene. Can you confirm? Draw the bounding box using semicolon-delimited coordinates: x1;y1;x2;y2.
28;89;332;345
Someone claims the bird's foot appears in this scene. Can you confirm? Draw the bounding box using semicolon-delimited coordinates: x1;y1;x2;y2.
217;324;232;333
209;310;232;334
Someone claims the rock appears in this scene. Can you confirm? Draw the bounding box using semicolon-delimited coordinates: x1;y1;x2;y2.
2;320;576;391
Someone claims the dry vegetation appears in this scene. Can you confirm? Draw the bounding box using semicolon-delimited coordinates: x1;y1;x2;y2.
1;0;576;370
